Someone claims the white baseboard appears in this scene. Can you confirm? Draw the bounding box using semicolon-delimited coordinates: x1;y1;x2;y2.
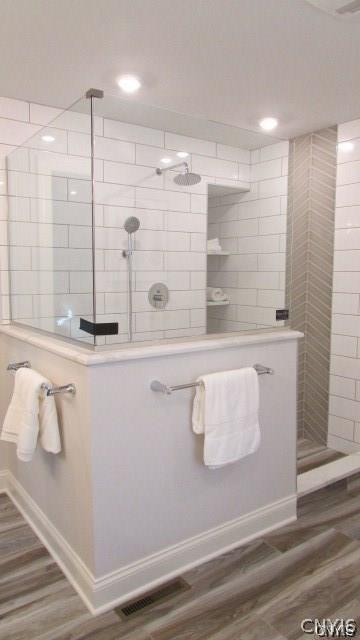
2;470;96;612
90;493;297;614
1;470;297;615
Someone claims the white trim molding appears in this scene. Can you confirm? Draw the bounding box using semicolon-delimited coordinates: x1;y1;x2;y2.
0;470;296;615
1;471;96;612
0;324;303;366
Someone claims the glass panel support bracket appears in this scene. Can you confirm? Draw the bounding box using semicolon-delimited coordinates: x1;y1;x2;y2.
85;88;104;99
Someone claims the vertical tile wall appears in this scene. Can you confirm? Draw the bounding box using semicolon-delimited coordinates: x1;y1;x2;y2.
207;141;289;332
288;127;337;445
329;119;360;452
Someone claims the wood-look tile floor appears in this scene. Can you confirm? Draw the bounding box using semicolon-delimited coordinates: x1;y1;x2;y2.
297;437;345;474
2;481;360;639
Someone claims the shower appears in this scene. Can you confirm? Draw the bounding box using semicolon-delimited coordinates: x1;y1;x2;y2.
124;216;140;241
123;216;140;341
156;161;201;186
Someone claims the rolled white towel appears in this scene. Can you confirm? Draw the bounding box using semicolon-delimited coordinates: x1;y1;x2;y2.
207;238;222;252
208;237;220;246
207;287;228;302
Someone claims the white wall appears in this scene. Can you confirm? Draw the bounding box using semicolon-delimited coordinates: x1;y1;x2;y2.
0;326;299;611
207;141;289;333
329;119;360;452
90;334;297;578
0;332;95;570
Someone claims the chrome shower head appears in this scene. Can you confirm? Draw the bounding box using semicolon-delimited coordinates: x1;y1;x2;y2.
156;161;202;186
124;216;140;234
174;169;201;186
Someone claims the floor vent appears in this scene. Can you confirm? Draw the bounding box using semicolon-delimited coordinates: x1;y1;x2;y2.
115;578;190;619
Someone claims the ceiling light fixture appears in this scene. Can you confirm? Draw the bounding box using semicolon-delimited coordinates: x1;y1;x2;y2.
117;74;141;94
41;134;55;143
70;190;77;196
338;141;355;152
160;157;172;164
259;117;279;131
177;151;189;158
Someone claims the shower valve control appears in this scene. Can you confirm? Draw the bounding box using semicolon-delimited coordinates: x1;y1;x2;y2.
149;283;169;309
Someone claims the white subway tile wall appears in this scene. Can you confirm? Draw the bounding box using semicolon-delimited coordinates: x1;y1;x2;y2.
207;142;289;333
0;95;289;345
329;120;360;451
1;99;94;343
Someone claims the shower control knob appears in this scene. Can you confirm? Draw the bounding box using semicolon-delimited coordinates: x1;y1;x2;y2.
148;283;169;309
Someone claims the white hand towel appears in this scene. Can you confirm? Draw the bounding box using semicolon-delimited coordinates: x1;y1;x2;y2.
192;367;260;468
1;368;61;462
207;287;228;302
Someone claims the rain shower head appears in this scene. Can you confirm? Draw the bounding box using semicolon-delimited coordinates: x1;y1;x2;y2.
174;171;201;186
124;216;140;234
156;161;201;186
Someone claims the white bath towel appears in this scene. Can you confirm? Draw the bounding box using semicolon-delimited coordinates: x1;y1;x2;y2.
192;367;260;468
1;368;61;462
207;287;228;302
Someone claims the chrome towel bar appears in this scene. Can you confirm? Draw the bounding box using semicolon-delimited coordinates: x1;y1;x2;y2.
41;383;76;397
6;361;76;396
7;361;31;371
150;363;274;395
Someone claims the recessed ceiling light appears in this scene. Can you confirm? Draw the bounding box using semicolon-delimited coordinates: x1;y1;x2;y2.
177;151;189;158
41;134;55;143
161;157;172;164
259;117;278;131
338;141;354;152
70;190;77;196
117;74;141;93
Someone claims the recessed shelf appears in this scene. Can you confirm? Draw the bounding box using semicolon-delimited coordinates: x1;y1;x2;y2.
208;184;250;198
207;251;230;256
207;300;230;307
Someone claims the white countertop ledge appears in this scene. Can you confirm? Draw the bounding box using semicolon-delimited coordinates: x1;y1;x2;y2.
0;325;303;366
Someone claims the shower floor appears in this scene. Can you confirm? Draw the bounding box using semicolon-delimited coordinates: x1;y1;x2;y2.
297;437;345;474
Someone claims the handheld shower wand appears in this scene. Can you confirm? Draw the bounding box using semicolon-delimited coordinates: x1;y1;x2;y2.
123;216;140;341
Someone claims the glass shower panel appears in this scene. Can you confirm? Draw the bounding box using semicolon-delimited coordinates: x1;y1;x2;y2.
6;90;291;348
93;94;289;346
6;96;95;345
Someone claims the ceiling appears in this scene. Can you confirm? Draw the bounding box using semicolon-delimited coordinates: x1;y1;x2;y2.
1;0;360;140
